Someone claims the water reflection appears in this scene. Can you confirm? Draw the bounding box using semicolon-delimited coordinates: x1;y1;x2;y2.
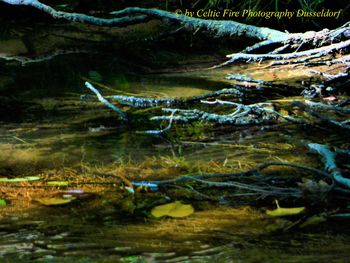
0;54;349;262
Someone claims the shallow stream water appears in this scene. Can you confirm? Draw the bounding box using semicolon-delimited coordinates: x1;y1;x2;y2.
1;54;350;262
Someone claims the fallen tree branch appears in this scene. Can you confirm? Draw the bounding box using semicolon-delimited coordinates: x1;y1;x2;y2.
308;143;350;188
1;0;150;26
103;86;247;108
201;99;306;124
305;100;350;113
304;55;350;66
149;98;314;130
109;7;289;41
137;110;177;135
221;39;350;66
151;106;269;125
293;101;350;130
1;0;288;41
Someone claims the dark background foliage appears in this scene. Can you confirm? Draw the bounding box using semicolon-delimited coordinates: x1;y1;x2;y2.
0;0;348;31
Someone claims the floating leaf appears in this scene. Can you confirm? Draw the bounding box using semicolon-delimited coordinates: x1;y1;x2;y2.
266;200;305;217
0;199;6;206
0;178;24;182
25;176;41;181
151;201;194;218
35;197;76;206
47;181;69;186
0;176;40;182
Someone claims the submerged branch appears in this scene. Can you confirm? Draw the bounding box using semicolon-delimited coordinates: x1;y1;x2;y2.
138;110;177;135
308;143;350;188
132;161;330;186
305;100;350;113
191;177;302;197
149;99;308;128
151;106;269;125
128;160;332;199
85;82;127;121
104;86;248;108
293;101;350;130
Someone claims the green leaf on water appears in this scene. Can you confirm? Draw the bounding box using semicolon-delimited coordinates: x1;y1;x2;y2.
266;200;305;217
25;176;41;181
0;199;7;206
151;201;194;218
35;197;76;206
0;178;24;182
0;176;40;182
47;181;69;186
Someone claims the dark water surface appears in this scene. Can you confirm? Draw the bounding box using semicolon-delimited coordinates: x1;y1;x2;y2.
1;54;350;262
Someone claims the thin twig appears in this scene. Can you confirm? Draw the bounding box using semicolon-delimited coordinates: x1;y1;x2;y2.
85;82;127;121
138;110;177;135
